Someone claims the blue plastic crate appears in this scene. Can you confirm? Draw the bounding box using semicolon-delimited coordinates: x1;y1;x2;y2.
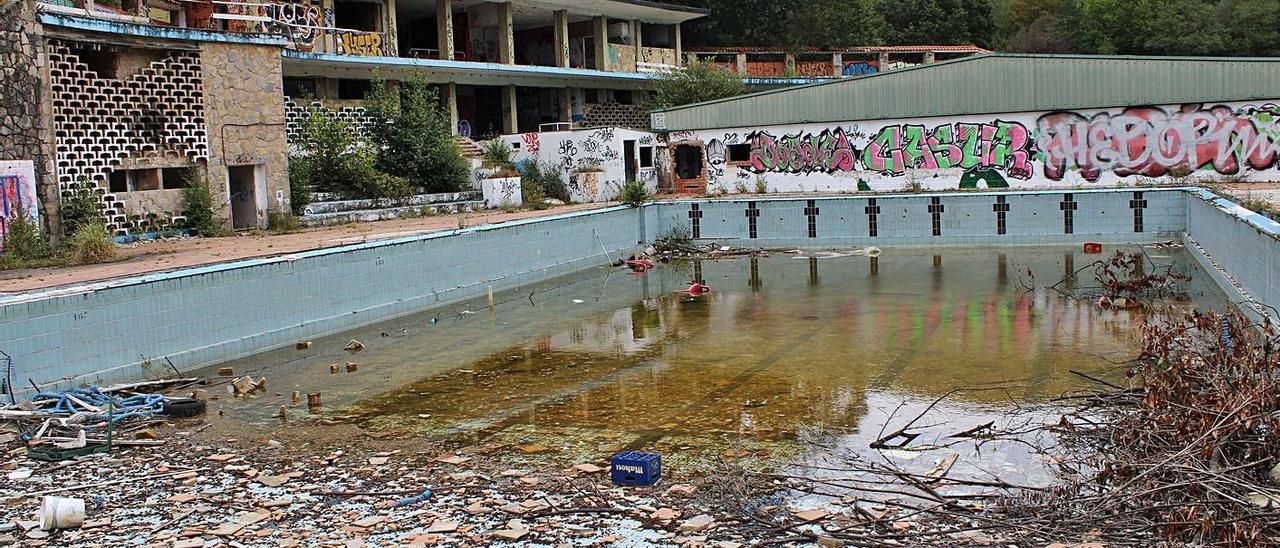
610;451;661;486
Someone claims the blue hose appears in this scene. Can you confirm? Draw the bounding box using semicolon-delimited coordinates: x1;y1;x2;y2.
32;387;168;423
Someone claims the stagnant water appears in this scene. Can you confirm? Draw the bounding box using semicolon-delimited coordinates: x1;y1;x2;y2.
207;245;1226;490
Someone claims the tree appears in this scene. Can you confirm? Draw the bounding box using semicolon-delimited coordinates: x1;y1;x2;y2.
648;61;749;110
365;75;470;194
876;0;995;48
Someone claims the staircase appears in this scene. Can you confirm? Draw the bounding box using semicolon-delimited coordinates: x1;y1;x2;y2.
456;136;485;160
299;191;486;227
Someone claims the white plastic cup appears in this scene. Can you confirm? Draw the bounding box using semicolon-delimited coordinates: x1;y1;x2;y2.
40;495;85;530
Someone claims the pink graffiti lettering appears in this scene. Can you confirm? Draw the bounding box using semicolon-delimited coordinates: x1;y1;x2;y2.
1037;104;1280;181
522;132;540;154
747;129;856;174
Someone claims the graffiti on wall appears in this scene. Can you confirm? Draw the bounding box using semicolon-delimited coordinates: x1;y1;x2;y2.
1037;104;1280;181
747;128;858;174
522;132;540;154
841;61;878;76
265;1;326;51
0;161;38;252
334;31;384;56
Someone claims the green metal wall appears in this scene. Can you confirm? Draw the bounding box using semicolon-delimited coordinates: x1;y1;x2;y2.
651;54;1280;131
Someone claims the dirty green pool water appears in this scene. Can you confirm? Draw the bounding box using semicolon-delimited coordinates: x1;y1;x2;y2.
208;245;1225;487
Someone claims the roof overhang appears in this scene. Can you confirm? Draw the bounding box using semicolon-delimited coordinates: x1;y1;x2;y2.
522;0;707;23
282;51;657;90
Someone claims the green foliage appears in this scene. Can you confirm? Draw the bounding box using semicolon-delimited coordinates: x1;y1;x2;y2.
754;176;768;194
267;209;302;233
648;61;749;110
483;139;513;168
521;160;570;203
61;178;105;238
521;177;547;210
366;75;470;194
2;207;52;263
181;169;224;237
618;179;651;207
680;0;1280;57
67;222;115;265
288;158;311;216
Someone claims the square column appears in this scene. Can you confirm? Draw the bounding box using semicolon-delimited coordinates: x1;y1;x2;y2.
633;19;642;65
832;53;842;77
444;82;458;135
502;84;518;134
674;23;681;63
436;0;454;60
557;87;571;123
784;53;795;75
593;16;608;71
735;53;747;75
498;2;515;64
878;52;890;70
923;51;936;63
553;9;569;68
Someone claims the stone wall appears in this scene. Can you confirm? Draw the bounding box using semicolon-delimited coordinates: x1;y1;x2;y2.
0;0;56;235
200;41;289;226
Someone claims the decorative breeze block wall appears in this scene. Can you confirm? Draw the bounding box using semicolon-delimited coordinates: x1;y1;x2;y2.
48;39;209;235
284;98;374;144
582;102;648;129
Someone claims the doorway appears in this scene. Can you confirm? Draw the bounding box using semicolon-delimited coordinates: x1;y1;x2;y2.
623;139;637;183
227;165;262;230
672;143;706;194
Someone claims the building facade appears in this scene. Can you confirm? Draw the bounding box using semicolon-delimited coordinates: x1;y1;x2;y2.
0;0;705;237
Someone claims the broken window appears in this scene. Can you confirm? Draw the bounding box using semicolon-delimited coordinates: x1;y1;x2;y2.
674;145;703;180
639;146;654;168
161;167;191;189
727;143;750;163
334;0;380;31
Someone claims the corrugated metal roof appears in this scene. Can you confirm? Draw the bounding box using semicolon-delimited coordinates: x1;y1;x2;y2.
686;45;989;54
650;54;1280;131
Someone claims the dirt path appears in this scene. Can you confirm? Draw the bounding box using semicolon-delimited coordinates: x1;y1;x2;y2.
0;203;611;294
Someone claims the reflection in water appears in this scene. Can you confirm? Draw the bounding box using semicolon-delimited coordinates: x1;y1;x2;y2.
209;246;1225;485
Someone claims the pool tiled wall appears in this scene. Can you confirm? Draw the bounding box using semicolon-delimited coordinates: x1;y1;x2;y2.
0;188;1274;394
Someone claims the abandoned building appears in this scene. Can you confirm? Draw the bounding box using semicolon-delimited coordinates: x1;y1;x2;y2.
0;0;705;237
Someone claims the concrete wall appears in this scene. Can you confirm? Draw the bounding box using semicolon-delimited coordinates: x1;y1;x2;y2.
669;100;1280;194
200;41;291;226
3;187;1279;396
502;127;659;202
0;205;646;393
0;0;58;237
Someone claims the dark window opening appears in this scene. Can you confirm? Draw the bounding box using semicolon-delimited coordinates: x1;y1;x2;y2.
283;77;317;98
674;145;703;180
334;1;379;31
614;90;634;105
161;167;190;189
338;79;372;100
108;170;128;193
584;89;599;103
727;143;750;162
639;146;654;168
78;48;121;79
134;169;161;191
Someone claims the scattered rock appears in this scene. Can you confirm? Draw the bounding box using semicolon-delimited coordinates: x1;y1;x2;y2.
678;514;715;533
491;528;528;541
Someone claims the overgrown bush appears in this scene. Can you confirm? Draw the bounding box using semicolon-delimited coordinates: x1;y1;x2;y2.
288;158;311;216
520;160;570;203
521;177;547;210
67;222;115;264
483;139;513;168
648;61;749;110
267;208;301;233
61;178;105;238
181;169;224;237
618;179;651;207
365;76;470;194
2;207;52;263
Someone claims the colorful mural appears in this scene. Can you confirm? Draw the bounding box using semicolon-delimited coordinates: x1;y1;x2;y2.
679;101;1280;193
0;160;39;251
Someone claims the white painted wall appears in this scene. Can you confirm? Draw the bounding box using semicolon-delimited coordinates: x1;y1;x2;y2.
502;127;659;202
667;100;1280;194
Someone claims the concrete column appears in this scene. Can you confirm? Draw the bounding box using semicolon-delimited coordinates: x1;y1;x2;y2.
501;84;517;134
632;19;642;67
320;0;336;53
557;87;571;123
784;52;795;75
923;51;936;63
553;9;569;68
878;52;890;70
593;16;608;71
497;1;514;64
383;0;399;56
735;53;746;75
444;82;458;134
674;22;681;63
832;53;842;77
436;0;454;60
686;52;697;65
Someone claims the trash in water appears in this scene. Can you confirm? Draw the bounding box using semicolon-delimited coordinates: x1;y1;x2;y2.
610;451;662;486
343;339;365;354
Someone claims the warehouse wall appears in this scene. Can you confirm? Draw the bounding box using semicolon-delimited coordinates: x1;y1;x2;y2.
666;100;1280;194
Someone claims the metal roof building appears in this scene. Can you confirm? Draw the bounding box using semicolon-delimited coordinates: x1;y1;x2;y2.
650;53;1280;131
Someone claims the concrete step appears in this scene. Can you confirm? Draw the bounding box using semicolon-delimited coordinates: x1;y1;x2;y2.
298;200;485;227
457;136;484;159
305;191;482;215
